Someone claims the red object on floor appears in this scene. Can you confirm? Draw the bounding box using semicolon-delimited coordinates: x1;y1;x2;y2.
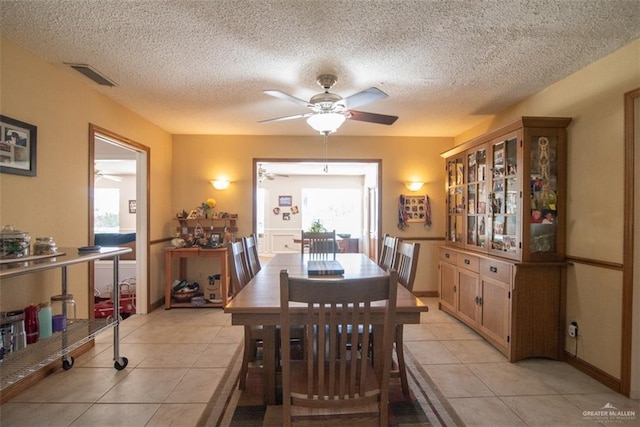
94;284;136;319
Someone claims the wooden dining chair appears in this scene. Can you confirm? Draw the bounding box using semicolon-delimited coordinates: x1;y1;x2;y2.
228;241;251;297
392;241;421;398
301;230;337;258
279;269;398;426
227;240;261;390
242;233;261;278
378;233;398;271
230;238;305;390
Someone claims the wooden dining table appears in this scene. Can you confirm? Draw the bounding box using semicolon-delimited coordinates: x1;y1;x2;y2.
224;252;428;405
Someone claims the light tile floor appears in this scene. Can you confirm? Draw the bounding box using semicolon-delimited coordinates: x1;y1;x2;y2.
1;297;638;426
406;298;640;427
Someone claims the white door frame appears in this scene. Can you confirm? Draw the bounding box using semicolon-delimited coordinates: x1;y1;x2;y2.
90;125;150;314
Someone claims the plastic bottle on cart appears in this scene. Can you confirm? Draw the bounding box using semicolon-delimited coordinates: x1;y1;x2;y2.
38;302;52;339
23;304;39;344
50;294;76;333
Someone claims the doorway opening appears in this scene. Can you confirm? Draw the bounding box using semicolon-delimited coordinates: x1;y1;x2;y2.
89;125;150;315
253;159;381;259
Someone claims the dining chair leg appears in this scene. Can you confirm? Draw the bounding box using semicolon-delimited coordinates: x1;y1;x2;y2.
395;324;410;399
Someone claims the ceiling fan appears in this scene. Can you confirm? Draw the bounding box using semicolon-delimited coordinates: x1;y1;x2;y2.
94;167;122;182
260;74;398;134
258;164;289;182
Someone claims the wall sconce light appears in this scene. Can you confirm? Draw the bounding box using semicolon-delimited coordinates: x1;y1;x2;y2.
210;179;230;190
405;181;424;192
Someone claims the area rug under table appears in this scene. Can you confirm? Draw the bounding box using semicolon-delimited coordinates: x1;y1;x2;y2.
198;344;462;427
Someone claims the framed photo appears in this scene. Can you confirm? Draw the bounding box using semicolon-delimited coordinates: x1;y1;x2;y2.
209;233;221;245
402;195;426;223
0;115;37;176
282;212;291;221
278;195;292;206
128;200;137;213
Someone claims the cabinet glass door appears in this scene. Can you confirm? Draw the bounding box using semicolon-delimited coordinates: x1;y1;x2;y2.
489;136;519;257
447;156;464;245
466;147;487;249
529;134;558;254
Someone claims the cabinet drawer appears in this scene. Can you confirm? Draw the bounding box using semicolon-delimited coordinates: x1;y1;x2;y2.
480;258;512;283
456;254;479;272
439;247;457;264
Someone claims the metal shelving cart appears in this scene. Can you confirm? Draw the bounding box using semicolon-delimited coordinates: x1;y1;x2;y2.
0;247;130;392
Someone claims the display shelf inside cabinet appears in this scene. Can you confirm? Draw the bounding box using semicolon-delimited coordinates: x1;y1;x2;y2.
0;247;131;394
174;216;238;240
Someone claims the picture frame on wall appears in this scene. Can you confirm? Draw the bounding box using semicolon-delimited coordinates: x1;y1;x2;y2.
402;195;426;223
129;200;137;214
0;115;37;177
278;195;292;206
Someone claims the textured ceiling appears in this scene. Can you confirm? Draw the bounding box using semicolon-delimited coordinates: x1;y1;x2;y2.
1;0;639;137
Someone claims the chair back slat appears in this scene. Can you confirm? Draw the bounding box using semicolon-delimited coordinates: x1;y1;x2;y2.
301;230;337;259
378;234;398;271
228;241;251;296
242;233;261;277
394;242;421;291
280;269;397;425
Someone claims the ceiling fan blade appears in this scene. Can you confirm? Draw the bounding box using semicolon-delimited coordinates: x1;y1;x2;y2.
263;90;313;108
95;168;123;182
259;112;313;123
339;87;388;110
347;110;399;125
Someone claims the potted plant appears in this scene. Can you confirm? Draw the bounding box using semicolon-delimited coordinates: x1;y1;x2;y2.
308;219;325;232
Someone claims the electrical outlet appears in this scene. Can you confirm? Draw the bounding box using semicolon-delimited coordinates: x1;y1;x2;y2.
569;321;578;338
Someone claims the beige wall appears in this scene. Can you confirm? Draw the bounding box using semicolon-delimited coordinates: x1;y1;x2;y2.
632;92;640;399
170;134;452;293
457;39;640;379
0;38;174;316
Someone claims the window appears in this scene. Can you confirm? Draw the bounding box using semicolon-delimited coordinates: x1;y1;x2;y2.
94;188;120;232
302;188;362;237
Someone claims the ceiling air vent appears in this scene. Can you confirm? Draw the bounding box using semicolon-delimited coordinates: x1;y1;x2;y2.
65;63;117;87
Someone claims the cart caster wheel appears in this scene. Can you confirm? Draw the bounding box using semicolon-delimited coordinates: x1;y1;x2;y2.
114;357;128;371
62;357;74;370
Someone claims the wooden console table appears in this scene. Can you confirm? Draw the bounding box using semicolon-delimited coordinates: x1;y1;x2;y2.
164;246;229;309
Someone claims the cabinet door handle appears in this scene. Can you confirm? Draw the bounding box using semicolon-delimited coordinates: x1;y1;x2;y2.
453;285;457;293
464;258;470;265
490;266;498;273
478;297;483;305
475;296;479;305
445;253;450;259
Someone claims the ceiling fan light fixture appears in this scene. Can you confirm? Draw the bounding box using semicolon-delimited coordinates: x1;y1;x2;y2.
306;112;346;134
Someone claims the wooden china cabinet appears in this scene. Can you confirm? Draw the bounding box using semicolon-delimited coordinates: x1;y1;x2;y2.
439;117;572;362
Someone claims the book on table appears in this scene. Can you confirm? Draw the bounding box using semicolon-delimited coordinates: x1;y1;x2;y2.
307;260;345;276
